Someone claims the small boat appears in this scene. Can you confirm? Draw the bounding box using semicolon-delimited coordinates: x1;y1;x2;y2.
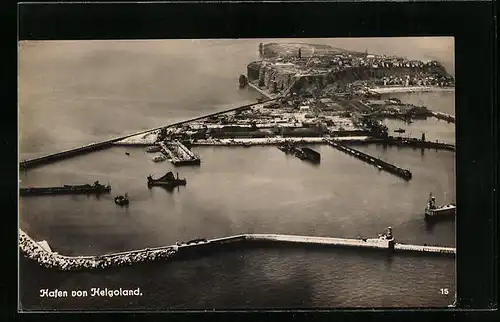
153;155;166;163
394;128;406;133
242;142;251;148
239;74;248;88
114;194;129;206
147;172;187;188
145;145;162;153
125;152;130;156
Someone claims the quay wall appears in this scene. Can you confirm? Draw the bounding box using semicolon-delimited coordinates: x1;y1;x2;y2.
159;136;455;152
19;98;281;170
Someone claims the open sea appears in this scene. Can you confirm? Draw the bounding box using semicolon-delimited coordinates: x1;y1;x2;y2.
18;39;456;310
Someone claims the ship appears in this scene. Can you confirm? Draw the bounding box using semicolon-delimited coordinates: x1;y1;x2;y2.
425;193;456;220
115;193;129;206
20;181;111;196
147;172;187;188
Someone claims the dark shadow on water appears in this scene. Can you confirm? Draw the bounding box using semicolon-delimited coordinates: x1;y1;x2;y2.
424;220;436;233
147;185;182;194
159;186;179;194
424;217;455;233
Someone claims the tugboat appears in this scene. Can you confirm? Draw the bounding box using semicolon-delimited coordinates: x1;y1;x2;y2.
394;128;406;133
147;172;187;188
425;193;456;220
239;74;248;88
114;193;129;206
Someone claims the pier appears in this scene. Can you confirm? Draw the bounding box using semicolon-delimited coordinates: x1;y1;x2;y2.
19;227;454;272
327;139;412;180
159;141;201;166
432;111;455;124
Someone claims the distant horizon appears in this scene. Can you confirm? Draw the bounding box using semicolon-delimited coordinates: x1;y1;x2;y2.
19;37;454;76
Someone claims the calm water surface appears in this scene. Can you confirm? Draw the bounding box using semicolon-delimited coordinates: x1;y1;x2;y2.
19;39;455;310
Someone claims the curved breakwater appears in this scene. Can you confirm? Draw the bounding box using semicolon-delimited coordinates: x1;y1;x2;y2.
19;230;178;271
20;229;455;272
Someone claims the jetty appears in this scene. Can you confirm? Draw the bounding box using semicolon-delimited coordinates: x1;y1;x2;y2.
327;139;412;180
159;140;201;166
19;227;454;272
20;181;111;196
432;111;455;124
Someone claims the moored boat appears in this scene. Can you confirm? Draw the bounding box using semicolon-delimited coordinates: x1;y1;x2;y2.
425;193;456;219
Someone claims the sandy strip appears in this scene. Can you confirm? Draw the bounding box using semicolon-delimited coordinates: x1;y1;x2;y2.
369;86;455;94
114;131;159;145
191;136;371;146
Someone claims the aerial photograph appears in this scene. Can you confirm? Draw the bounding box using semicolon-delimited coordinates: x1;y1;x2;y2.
19;38;456;310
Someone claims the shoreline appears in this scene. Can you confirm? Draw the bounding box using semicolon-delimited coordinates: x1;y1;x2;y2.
369;86;455;95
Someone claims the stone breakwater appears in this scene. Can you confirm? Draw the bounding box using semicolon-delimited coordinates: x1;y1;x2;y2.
20;229;455;271
19;230;178;271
